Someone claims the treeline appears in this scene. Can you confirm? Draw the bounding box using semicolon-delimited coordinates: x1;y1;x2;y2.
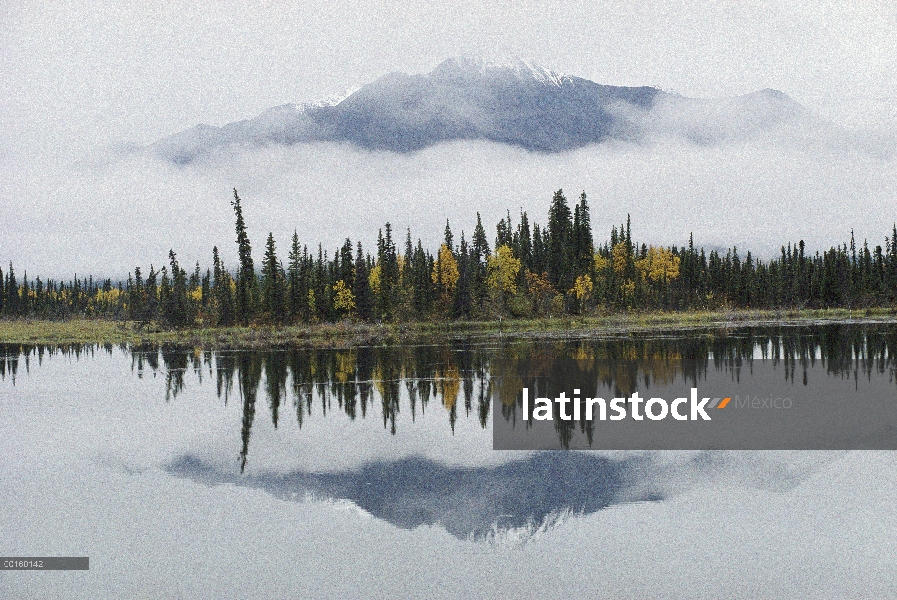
3;189;897;325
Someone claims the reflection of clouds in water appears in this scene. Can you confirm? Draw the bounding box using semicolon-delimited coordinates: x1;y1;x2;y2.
167;450;817;540
3;335;897;596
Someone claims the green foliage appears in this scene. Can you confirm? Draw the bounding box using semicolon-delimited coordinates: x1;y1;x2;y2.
4;189;897;327
261;232;286;322
232;189;256;324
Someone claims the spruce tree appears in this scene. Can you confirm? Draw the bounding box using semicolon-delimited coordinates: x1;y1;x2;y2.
353;241;373;321
261;232;285;322
471;213;490;310
376;224;399;320
574;191;593;277
145;266;158;321
6;263;18;316
532;224;546;276
444;220;454;254
212;246;235;326
547;189;574;291
287;232;303;321
165;250;191;327
231;189;256;324
451;233;472;318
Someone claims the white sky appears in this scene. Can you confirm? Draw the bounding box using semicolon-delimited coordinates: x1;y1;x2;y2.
3;0;896;164
2;1;897;277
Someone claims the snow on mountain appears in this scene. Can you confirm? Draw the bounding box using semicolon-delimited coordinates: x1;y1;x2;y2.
148;58;813;163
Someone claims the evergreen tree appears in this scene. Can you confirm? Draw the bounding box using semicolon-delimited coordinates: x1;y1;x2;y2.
547;189;574;290
353;241;373;321
444;220;454;254
471;213;490;310
573;191;593;277
5;263;18;316
232;189;256;324
158;266;171;321
212;247;235;326
376;224;400;320
451;233;472;318
410;239;432;316
532;224;546;275
145;266;159;321
261;232;286;322
163;251;191;327
286;232;303;321
130;267;144;320
517;211;532;275
339;238;355;290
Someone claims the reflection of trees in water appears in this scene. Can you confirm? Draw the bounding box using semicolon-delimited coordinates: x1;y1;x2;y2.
4;323;897;464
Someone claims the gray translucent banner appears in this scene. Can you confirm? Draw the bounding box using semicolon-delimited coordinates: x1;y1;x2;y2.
1;557;89;570
492;358;897;450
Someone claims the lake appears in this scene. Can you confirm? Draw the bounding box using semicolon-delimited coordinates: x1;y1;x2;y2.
2;323;896;598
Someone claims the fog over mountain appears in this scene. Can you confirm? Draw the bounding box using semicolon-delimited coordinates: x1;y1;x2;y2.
4;58;896;279
150;58;822;163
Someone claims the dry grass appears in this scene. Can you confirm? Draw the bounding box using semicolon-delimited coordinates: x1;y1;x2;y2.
1;308;895;349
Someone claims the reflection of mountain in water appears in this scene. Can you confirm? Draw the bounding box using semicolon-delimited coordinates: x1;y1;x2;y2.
167;452;661;539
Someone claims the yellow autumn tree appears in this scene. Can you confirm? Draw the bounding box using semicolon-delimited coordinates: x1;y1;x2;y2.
612;242;630;275
431;243;459;303
486;244;521;295
636;246;681;283
525;270;555;315
572;274;593;301
368;264;381;295
332;280;356;316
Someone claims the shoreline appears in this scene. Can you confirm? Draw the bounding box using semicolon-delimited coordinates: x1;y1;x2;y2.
1;308;895;349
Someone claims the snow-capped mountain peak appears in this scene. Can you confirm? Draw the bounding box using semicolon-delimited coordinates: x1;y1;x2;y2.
430;56;571;87
148;58;815;163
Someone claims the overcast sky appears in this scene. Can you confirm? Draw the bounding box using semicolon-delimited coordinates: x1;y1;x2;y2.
2;1;897;277
4;1;896;162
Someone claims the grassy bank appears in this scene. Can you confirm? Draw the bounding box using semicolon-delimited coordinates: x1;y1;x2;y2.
1;308;896;349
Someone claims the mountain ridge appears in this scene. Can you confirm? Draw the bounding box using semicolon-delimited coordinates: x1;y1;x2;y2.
149;58;807;164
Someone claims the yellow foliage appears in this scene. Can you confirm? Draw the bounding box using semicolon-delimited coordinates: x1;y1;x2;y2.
94;288;122;304
189;287;203;302
571;274;593;300
593;253;610;273
525;270;554;297
431;244;459;300
525;270;555;314
369;264;381;295
636;246;681;283
332;280;356;314
439;363;460;409
334;350;356;383
550;294;564;316
486;245;521;295
612;242;630;275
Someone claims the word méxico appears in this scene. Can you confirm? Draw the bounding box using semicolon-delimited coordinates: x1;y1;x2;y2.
520;388;731;421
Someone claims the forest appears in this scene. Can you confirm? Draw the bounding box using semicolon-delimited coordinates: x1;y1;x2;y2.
2;189;896;327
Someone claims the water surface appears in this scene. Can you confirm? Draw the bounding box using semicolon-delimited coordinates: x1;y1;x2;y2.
2;324;896;598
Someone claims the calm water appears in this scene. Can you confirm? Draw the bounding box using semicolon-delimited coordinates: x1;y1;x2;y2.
2;324;896;598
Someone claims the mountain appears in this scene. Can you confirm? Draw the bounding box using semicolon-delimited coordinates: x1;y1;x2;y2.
149;57;809;163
